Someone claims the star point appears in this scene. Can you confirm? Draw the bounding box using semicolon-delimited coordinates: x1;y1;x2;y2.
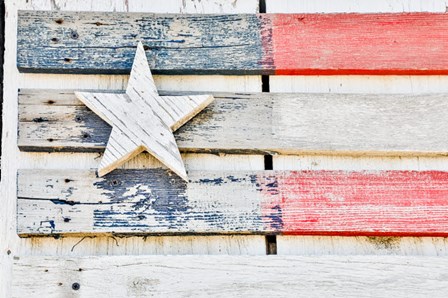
75;42;214;181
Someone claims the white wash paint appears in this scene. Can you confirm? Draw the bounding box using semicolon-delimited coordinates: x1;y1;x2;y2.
267;0;448;260
4;0;448;296
0;1;262;297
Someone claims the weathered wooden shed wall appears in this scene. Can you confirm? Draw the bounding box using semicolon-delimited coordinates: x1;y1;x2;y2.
3;0;448;296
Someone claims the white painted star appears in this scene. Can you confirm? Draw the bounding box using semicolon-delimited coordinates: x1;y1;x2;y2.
75;42;214;181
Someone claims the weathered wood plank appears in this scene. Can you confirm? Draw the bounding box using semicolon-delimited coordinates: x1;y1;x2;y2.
17;169;448;236
12;255;448;297
276;236;448;255
17;11;448;75
18;89;448;156
17;11;269;74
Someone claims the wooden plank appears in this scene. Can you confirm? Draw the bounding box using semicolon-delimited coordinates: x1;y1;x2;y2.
17;11;448;75
17;11;268;75
266;0;448;13
18;89;448;156
269;75;448;94
12;255;448;297
16;235;266;256
17;169;448;236
267;1;448;95
276;236;448;255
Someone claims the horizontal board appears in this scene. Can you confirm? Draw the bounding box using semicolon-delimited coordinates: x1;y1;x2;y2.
18;169;448;236
265;0;448;13
17;11;448;75
12;255;448;297
18;89;448;156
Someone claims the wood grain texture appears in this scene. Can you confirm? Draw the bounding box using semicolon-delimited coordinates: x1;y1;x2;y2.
75;42;213;179
12;255;448;297
2;1;263;297
17;11;448;75
5;1;448;297
17;169;448;236
276;236;448;256
18;89;448;156
17;11;268;74
269;75;448;94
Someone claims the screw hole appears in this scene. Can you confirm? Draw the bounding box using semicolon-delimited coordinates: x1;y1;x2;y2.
51;37;58;42
71;31;79;39
72;283;80;291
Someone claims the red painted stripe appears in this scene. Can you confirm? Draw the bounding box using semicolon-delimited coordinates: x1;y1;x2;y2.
259;171;448;236
268;13;448;75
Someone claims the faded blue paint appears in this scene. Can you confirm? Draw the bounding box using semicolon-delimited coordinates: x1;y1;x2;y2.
93;169;192;229
90;170;264;232
198;177;224;186
17;11;266;74
264;205;284;231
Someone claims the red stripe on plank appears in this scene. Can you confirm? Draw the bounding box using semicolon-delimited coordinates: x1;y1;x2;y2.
269;13;448;75
260;171;448;236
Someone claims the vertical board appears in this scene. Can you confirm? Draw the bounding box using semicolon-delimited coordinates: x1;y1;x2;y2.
0;1;3;161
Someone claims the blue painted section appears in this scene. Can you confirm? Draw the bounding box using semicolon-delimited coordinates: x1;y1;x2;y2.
17;11;266;74
265;205;284;231
93;169;190;229
198;177;224;186
91;170;265;232
254;174;284;231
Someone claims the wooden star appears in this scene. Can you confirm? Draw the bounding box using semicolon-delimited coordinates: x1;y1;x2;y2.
75;42;214;181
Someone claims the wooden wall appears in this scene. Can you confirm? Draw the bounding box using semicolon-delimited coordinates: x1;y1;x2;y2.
3;0;448;296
